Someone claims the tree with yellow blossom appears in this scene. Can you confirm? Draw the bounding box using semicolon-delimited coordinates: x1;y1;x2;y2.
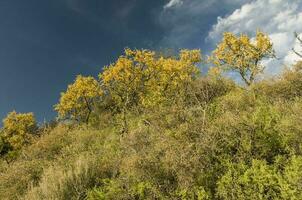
212;31;274;86
1;111;37;152
55;75;103;124
100;48;201;110
100;48;201;132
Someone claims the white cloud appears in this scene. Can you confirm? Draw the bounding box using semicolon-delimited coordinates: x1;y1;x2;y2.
164;0;183;9
208;0;302;75
159;0;251;47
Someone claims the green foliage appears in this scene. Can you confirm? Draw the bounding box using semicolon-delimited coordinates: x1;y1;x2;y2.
217;160;281;199
0;125;119;200
281;156;302;199
191;74;235;107
253;61;302;100
217;157;302;200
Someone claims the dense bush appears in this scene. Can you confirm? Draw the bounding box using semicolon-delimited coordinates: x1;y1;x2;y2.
0;111;38;161
253;61;302;101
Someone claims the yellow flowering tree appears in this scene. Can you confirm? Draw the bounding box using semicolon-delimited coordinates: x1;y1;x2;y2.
55;75;103;124
100;48;201;132
1;111;37;151
100;48;201;110
213;31;274;86
146;49;201;107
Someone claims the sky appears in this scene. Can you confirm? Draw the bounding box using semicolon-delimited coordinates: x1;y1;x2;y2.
0;0;301;123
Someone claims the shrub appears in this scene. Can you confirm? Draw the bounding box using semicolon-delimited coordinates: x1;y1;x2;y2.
0;111;38;161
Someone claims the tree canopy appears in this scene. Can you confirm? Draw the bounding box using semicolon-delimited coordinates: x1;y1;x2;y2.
0;111;37;153
100;48;201;110
55;75;103;124
213;31;274;86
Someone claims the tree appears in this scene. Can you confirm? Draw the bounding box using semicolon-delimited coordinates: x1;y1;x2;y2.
213;31;275;86
1;111;37;152
293;32;302;58
100;48;201;110
100;48;201;132
55;75;103;124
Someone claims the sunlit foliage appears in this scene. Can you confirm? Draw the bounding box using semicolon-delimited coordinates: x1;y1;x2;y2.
213;31;274;86
100;48;201;132
1;111;37;152
100;48;201;110
55;75;103;124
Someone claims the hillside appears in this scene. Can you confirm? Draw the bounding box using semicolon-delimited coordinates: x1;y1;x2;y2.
1;31;302;199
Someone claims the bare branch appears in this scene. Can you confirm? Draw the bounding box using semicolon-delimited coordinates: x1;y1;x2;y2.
293;32;302;58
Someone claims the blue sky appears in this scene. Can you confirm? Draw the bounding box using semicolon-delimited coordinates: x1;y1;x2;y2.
0;0;301;122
